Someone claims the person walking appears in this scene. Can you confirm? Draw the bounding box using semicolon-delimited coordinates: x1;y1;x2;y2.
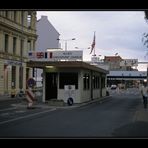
140;82;148;109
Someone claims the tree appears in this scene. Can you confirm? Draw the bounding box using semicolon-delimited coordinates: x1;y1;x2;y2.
142;11;148;48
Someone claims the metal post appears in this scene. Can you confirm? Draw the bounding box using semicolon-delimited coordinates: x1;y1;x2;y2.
65;41;67;51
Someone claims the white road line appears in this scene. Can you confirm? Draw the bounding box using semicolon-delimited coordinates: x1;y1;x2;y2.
0;108;56;125
0;107;16;112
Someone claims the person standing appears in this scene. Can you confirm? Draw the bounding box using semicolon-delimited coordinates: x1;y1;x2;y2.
140;82;148;109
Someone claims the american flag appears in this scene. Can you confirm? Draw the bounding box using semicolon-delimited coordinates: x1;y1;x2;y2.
28;51;36;58
90;32;96;54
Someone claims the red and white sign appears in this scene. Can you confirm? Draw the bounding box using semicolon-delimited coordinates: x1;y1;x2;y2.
26;89;35;108
28;50;83;61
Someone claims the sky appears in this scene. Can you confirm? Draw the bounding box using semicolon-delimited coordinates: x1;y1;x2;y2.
37;11;148;71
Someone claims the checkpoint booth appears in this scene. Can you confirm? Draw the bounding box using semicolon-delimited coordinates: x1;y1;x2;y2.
27;50;108;104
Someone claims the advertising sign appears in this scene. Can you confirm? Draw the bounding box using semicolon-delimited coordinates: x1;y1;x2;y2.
28;50;83;61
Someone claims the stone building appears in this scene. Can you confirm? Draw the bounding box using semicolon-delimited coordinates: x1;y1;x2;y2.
0;11;37;95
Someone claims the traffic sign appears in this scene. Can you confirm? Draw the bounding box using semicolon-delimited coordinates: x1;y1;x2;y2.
27;78;36;88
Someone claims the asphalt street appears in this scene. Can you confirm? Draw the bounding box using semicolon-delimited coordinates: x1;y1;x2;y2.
0;88;148;138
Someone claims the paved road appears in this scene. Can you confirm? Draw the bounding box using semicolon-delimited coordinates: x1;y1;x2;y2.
0;88;148;138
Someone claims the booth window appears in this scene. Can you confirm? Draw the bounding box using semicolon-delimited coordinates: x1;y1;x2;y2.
83;74;90;90
59;72;78;89
101;77;105;88
93;75;100;89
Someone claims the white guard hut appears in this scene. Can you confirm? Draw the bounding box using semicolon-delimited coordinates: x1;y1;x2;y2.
27;50;108;104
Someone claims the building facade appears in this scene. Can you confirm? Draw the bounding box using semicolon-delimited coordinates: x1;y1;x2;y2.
104;56;137;71
104;56;123;70
0;11;37;95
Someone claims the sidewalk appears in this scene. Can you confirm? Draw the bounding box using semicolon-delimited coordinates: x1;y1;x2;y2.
133;104;148;122
0;93;111;109
0;94;17;102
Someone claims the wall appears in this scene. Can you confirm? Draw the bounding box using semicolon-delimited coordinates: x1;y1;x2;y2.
36;15;60;51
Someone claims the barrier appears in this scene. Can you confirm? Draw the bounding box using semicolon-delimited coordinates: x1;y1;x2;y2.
26;89;35;109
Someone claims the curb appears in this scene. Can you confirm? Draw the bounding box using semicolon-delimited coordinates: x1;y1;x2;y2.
0;95;112;109
55;95;112;109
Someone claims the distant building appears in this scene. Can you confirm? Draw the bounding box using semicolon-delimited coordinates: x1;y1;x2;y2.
36;15;60;51
90;55;141;88
104;56;137;71
0;11;37;95
104;56;123;70
35;15;60;85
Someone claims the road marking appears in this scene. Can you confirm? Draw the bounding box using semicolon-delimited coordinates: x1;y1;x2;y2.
14;110;26;113
0;107;16;112
0;108;56;125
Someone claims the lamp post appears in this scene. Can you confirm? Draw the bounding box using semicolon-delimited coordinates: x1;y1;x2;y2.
57;38;76;51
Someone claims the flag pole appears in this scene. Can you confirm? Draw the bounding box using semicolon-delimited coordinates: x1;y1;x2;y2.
93;31;96;56
93;45;96;56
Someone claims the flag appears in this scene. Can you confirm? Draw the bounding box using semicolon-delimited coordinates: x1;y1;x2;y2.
90;32;96;54
36;52;44;58
28;51;36;59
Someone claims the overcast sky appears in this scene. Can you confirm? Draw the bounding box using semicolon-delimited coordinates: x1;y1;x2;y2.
37;11;148;71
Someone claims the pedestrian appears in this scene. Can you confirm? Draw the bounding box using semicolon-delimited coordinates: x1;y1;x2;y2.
140;82;148;109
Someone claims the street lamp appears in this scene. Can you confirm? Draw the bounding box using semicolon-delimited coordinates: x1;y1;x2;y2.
57;38;76;51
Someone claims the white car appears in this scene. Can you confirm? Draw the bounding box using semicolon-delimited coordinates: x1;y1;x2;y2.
111;85;117;89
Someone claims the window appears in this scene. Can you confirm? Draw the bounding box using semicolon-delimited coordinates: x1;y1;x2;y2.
93;75;100;89
12;66;16;87
20;39;24;57
27;40;31;51
83;73;90;90
5;11;8;18
97;76;100;88
14;11;17;22
101;77;105;88
13;37;17;54
19;66;23;89
33;40;35;51
21;11;24;25
27;12;31;28
59;72;78;89
4;34;9;53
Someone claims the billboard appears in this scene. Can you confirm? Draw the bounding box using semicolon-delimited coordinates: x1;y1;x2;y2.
120;59;138;67
28;50;83;61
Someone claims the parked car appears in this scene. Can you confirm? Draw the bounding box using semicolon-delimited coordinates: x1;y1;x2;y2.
111;85;117;90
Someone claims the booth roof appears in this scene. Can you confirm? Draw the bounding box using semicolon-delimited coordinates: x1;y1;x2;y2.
27;61;109;74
